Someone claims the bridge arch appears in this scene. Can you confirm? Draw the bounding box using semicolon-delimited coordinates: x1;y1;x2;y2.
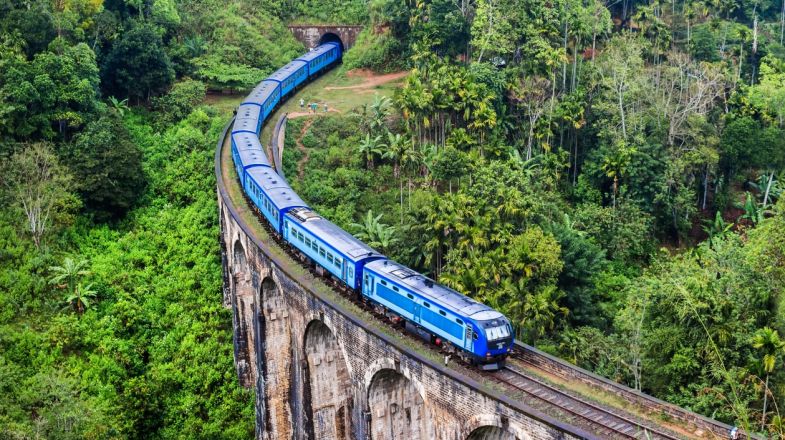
367;368;429;440
231;239;255;387
464;414;531;440
303;319;353;439
257;275;293;439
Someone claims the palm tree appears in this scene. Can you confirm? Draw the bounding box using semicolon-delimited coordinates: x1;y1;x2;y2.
49;257;90;298
369;95;392;134
702;211;733;248
739;192;764;224
108;96;129;117
506;281;568;345
358;134;384;169
350;210;398;254
752;327;785;430
66;283;97;315
400;143;423;211
383;132;412;223
601;142;634;209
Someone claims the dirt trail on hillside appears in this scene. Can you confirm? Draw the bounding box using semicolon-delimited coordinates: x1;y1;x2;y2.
287;109;341;119
324;70;408;90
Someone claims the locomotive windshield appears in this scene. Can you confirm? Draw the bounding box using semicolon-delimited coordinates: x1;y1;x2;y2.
485;325;510;341
483;320;511;341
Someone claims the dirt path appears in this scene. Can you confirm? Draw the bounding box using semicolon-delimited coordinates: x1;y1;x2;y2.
295;118;315;179
324;70;408;90
287;109;341;119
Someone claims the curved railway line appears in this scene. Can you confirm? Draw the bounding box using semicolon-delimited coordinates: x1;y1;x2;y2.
221;47;752;440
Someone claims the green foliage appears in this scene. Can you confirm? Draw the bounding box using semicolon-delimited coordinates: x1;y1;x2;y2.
0;39;100;140
191;5;302;91
101;23;175;102
152;79;207;125
62;113;146;220
350;210;398;254
342;27;407;73
0;103;252;437
284;0;369;24
573;201;654;263
0;143;80;248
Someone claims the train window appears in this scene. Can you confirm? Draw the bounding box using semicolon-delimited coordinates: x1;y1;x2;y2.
327;254;333;264
305;237;311;246
348;267;353;279
473;332;479;340
311;242;318;252
439;310;447;317
423;302;430;308
380;280;387;286
334;259;341;269
456;318;463;325
406;293;414;300
319;248;326;257
392;286;398;292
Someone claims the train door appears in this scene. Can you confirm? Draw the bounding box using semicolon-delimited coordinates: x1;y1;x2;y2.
412;303;421;324
341;260;347;286
464;327;473;351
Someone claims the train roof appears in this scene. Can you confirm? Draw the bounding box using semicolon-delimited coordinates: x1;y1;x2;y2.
297;43;340;62
237;104;261;120
364;259;504;320
247;167;307;210
232;117;259;134
243;80;279;106
287;207;383;262
267;60;307;83
238;148;270;169
232;132;262;150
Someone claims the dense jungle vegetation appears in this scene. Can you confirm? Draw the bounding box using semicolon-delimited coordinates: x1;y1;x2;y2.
0;0;783;438
284;0;785;436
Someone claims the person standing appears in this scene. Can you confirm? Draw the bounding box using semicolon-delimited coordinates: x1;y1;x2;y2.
323;103;328;113
299;98;304;109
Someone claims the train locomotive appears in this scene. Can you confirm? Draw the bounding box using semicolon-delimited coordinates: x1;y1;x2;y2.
230;42;514;370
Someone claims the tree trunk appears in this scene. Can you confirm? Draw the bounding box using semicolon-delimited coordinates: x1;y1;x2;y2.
762;373;770;431
763;170;775;207
702;166;709;210
618;82;627;139
400;178;404;224
562;19;569;91
781;0;785;45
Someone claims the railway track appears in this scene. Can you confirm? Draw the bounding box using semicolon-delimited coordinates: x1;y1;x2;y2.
494;364;684;439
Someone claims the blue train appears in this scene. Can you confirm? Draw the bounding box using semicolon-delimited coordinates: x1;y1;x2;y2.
230;42;513;369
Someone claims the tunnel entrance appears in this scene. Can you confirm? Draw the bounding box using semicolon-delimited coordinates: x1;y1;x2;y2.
319;32;344;52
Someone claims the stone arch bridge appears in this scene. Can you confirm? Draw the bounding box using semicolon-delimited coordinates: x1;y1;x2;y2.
216;121;592;440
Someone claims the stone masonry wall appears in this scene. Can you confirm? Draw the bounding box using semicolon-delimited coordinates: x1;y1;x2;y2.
287;25;364;50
